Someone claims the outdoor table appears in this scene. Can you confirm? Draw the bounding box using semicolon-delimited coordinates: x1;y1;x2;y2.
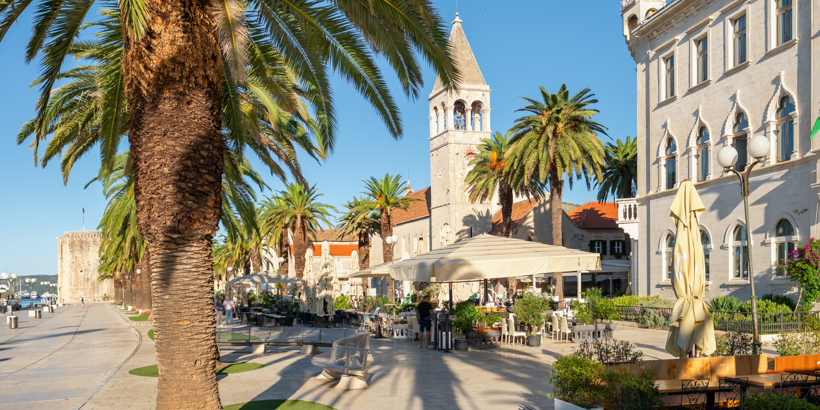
655;379;727;407
744;373;817;390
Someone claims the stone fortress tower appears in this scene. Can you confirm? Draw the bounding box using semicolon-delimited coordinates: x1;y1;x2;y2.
428;13;493;248
57;231;114;302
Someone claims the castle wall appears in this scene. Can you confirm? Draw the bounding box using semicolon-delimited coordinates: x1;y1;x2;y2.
57;231;113;301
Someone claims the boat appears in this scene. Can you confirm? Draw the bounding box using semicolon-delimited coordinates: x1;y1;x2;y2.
30;291;38;299
20;290;29;298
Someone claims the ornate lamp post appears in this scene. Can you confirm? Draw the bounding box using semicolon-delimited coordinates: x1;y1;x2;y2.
716;134;770;355
1;272;14;315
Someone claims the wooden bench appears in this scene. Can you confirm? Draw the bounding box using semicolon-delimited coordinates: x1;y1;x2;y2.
311;332;371;390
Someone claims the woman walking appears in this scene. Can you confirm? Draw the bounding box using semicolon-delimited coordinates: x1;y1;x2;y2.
215;297;224;327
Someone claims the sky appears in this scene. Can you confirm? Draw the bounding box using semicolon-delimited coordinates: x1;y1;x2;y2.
0;0;638;276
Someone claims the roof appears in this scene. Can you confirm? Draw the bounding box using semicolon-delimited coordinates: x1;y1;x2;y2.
489;198;538;236
312;229;356;242
289;243;359;257
433;15;486;91
566;202;619;229
393;187;431;225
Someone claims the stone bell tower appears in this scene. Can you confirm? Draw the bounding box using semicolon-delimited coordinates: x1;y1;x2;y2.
428;13;492;249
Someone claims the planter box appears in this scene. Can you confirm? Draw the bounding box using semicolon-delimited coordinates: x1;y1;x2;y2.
555;398;603;410
572;323;617;342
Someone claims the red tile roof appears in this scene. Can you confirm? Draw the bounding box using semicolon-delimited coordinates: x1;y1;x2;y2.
566;202;619;229
489;198;539;236
393;187;431;225
289;243;359;257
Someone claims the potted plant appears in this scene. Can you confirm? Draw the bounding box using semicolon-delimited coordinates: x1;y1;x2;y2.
453;301;479;348
478;311;502;344
572;288;619;341
512;292;551;347
547;354;605;410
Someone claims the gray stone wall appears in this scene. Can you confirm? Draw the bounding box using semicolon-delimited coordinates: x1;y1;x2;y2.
57;231;113;302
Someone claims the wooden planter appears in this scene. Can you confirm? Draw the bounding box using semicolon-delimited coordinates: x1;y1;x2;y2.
572;323;617;342
554;398;603;410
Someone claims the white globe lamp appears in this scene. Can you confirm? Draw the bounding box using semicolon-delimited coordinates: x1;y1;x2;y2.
0;273;8;280
749;135;770;160
11;273;18;280
717;146;738;169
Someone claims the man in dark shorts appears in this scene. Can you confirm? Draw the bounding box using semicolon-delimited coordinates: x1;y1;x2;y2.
416;295;433;348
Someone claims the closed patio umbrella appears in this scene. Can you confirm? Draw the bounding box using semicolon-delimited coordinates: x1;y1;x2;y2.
666;180;716;358
227;272;302;285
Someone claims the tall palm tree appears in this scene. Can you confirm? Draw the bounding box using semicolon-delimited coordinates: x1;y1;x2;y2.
596;136;637;202
260;196;290;276
362;174;415;264
465;131;544;237
508;85;606;308
2;1;457;406
336;197;380;292
261;183;335;280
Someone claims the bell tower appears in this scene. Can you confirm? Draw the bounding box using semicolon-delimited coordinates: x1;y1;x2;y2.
428;13;492;249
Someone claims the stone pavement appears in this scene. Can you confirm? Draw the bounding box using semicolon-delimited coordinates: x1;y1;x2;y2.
0;302;138;410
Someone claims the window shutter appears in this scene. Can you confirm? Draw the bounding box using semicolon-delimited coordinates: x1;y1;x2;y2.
610;241;616;255
625;239;632;255
589;240;595;252
601;241;607;255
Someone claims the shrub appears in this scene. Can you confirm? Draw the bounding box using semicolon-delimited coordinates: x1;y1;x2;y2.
636;298;675;309
739;299;793;314
603;369;664;410
574;339;644;364
712;332;753;356
774;329;820;357
547;354;605;409
453;301;479;334
573;288;620;326
611;295;671;307
710;295;743;312
760;294;797;311
513;292;551;333
741;391;820;410
781;238;820;310
638;308;668;328
333;294;353;310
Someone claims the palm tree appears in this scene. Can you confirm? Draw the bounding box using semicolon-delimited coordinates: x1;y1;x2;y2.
2;1;457;406
260;196;290;276
596;136;637;202
465;131;544;237
508;85;606;309
261;183;335;280
362;174;415;264
336;197;380;292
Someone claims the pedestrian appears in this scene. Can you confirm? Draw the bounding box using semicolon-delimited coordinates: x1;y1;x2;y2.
81;296;85;308
215;297;224;327
416;295;433;349
224;296;235;326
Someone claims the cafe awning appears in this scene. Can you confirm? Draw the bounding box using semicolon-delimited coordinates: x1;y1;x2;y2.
227;271;302;285
388;234;601;282
344;263;391;279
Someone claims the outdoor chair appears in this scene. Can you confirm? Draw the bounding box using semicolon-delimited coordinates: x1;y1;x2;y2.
507;316;526;346
804;371;820;405
550;315;559;341
672;379;710;410
558;317;571;342
315;315;329;328
408;316;418;341
500;317;509;345
282;316;294;327
713;377;748;409
362;315;376;334
778;373;809;398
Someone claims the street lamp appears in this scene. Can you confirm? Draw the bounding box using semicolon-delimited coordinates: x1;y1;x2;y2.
1;272;13;315
716;134;770;354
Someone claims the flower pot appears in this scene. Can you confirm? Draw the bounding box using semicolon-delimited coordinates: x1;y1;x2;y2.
527;335;541;347
554;398;604;410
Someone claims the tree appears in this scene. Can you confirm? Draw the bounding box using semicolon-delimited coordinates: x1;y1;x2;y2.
260;196;290;277
465;131;544;237
3;1;457;407
337;197;381;293
362;174;415;264
261;183;335;280
508;85;606;308
596;136;637;202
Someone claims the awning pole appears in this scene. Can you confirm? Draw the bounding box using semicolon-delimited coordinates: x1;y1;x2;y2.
449;282;453;311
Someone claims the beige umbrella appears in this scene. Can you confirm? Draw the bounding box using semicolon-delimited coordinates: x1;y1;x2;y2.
227;271;302;285
345;263;391;279
666;180;716;358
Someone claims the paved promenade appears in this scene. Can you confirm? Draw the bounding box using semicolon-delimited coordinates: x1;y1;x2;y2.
0;303;138;410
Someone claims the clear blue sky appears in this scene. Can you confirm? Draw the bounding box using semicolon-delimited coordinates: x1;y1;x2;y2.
0;1;637;277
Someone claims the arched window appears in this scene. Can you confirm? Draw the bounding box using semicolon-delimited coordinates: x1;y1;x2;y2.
665;137;677;189
471;101;483;131
697;126;710;182
627;15;638;33
442;103;447;131
433;107;439;133
733;112;749;171
777;95;796;162
646;8;658;18
453;101;467;131
732;225;749;279
701;230;711;282
663;234;675;281
774;219;796;276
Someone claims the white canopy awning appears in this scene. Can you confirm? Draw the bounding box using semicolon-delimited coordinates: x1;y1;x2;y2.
227;271;302;285
388;234;601;282
344;263;391;279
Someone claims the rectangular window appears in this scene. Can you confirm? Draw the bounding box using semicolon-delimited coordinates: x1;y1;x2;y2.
777;0;793;45
591;240;606;255
699;146;709;181
704;248;710;282
665;251;674;281
776;242;795;275
666;157;677;189
614;240;623;255
734;136;748;172
664;55;675;99
696;37;708;83
733;15;747;65
734;245;749;279
779;119;794;161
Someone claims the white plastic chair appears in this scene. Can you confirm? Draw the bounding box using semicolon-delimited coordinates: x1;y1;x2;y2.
559;316;571;342
408;316;418;341
550;315;559;340
500;317;509;345
507;316;527;346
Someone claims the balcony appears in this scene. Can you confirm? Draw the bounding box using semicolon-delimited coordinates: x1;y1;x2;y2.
616;198;640;240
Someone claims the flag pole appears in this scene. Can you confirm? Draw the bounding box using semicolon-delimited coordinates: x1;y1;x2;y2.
82;207;85;231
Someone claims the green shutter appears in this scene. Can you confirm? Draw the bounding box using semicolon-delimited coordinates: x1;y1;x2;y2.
589;240;595;252
600;241;607;255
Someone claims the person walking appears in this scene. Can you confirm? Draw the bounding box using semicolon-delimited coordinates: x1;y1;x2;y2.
215;297;224;327
416;295;433;349
224;296;236;327
81;297;85;308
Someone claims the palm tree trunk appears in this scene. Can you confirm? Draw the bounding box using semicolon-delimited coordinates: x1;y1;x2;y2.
122;0;223;407
114;278;122;304
499;183;514;238
141;248;153;317
549;172;565;308
381;212;393;264
251;247;262;273
359;233;370;296
293;221;307;280
278;230;289;276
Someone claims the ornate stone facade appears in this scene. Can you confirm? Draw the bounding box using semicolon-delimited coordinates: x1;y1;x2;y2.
57;231;114;302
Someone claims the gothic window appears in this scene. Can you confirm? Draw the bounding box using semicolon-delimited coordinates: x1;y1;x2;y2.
776;0;793;46
665;137;677;189
697;126;710;182
441;103;447;131
453;101;467;131
733;112;749;172
774;219;795;276
777;95;796;162
732;225;749;279
701;230;710;282
663;234;675;281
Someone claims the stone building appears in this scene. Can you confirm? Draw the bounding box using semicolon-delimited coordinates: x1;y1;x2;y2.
617;0;814;300
57;231;114;302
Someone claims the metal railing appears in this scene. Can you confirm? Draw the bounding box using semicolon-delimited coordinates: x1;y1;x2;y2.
616;305;820;334
615;305;673;322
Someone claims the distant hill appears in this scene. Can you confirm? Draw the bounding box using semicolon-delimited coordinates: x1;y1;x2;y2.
13;275;59;295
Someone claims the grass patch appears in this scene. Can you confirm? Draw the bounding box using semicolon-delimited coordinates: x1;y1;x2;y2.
225;400;336;410
148;329;154;341
129;315;150;322
216;332;260;340
129;362;263;378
